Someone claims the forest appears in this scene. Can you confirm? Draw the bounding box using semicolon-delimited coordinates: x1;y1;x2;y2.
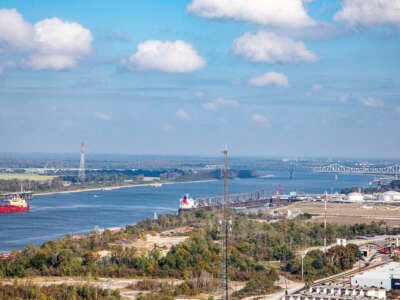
0;208;394;299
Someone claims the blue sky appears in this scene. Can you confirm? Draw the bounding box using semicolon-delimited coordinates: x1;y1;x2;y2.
0;0;399;158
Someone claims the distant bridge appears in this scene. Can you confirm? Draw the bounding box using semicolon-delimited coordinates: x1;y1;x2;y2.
313;163;400;176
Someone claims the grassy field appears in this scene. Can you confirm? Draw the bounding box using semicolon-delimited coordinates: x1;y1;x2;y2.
0;173;55;181
287;201;400;227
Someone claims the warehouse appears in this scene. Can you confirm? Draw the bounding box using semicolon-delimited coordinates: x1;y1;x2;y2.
351;262;400;291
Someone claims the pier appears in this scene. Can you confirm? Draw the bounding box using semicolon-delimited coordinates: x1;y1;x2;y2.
192;190;311;210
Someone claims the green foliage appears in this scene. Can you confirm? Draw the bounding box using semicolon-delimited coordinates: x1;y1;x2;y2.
0;283;120;300
232;269;279;298
0;207;386;298
285;244;360;282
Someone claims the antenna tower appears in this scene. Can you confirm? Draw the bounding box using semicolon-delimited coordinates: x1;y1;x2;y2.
78;142;86;182
219;148;230;300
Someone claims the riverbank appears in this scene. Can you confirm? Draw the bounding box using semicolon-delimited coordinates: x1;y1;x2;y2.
34;179;218;196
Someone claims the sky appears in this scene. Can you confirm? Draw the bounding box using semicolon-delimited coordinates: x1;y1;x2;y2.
0;0;399;158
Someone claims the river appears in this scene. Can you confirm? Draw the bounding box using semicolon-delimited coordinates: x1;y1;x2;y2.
0;171;374;253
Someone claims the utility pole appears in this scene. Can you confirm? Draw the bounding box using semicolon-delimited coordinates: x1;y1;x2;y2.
324;192;327;251
219;148;230;300
277;184;282;208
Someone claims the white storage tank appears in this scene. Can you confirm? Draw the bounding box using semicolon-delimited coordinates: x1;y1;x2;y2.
379;191;400;202
346;192;364;202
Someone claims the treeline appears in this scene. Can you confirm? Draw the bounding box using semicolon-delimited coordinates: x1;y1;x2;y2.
0;178;64;193
0;209;392;297
0;283;120;300
341;179;400;194
0;168;257;193
284;244;360;282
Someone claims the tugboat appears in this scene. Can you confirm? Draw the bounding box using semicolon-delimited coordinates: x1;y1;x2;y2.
0;195;30;214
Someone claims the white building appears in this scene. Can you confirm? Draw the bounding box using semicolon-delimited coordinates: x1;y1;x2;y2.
284;285;386;300
351;262;400;291
346;192;364;202
378;191;400;202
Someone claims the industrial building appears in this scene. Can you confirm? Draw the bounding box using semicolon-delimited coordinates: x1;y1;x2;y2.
283;284;386;300
378;191;400;202
351;262;400;291
344;190;400;203
346;192;365;202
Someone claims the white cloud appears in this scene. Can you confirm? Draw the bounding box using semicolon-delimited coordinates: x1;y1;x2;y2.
251;113;270;127
360;97;384;107
187;0;316;28
33;18;92;55
176;108;190;121
232;31;319;63
334;0;400;27
0;9;93;70
201;97;239;111
26;54;76;70
0;9;33;49
124;40;206;73
28;18;92;70
248;72;289;87
95;112;111;121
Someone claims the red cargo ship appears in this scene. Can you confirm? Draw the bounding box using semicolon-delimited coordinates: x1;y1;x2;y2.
0;196;29;214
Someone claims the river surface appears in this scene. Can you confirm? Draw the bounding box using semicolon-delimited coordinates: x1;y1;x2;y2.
0;171;374;253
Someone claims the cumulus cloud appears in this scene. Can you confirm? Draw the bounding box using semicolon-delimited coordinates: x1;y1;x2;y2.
201;97;239;111
360;97;384;107
26;54;76;70
251;113;270;127
33;18;92;55
0;9;33;49
187;0;316;28
124;40;206;73
248;72;289;87
232;31;319;63
0;9;93;70
334;0;400;27
176;108;190;121
95;112;111;121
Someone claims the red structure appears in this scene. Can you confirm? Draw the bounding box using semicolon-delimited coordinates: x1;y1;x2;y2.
0;196;29;214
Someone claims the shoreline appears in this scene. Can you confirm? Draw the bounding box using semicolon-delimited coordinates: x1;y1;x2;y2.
34;179;218;196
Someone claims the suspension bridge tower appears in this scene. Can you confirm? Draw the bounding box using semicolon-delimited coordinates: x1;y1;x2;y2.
78;142;86;182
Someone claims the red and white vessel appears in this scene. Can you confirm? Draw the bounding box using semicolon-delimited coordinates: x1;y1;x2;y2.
0;195;30;214
179;194;197;210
